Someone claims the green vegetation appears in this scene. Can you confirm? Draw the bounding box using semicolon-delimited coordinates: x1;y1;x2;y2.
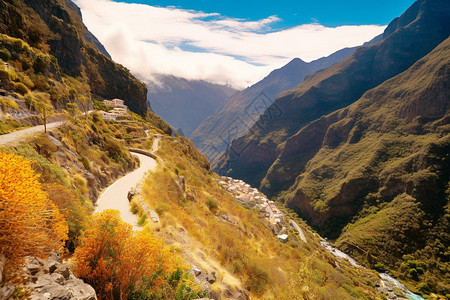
140;136;381;299
273;38;450;296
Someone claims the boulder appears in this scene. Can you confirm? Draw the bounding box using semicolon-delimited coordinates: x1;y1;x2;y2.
193;267;202;277
206;272;216;284
0;283;15;299
65;278;97;300
25;257;44;276
54;264;71;280
47;260;60;274
18;256;97;300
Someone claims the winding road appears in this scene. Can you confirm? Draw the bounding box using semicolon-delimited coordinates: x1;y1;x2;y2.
289;220;307;243
0;121;65;146
94;136;161;228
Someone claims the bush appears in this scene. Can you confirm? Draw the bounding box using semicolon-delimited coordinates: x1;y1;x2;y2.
0;153;68;272
155;202;169;215
73;210;176;299
205;196;218;211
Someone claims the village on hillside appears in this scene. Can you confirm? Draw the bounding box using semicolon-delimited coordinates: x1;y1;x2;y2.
217;176;292;243
97;98;129;120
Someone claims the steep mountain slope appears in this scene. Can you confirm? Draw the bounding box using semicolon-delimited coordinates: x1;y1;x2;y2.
276;36;449;295
191;46;360;162
217;0;450;188
0;0;148;114
147;75;237;137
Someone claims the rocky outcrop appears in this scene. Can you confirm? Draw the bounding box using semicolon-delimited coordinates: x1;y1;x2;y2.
189;266;249;300
217;0;450;192
0;254;97;300
0;0;148;115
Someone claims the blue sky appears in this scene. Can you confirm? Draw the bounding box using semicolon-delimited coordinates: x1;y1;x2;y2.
112;0;415;27
77;0;415;88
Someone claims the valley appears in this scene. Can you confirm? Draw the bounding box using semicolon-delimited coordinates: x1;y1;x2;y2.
0;0;448;299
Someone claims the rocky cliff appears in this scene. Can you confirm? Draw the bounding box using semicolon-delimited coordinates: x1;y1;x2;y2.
217;0;450;190
0;0;148;114
279;36;449;294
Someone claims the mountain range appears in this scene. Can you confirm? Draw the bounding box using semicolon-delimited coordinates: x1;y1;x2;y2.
147;74;236;137
216;0;450;293
190;45;372;162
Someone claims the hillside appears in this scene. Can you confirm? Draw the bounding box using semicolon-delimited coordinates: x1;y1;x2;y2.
147;75;237;137
274;36;450;295
217;0;450;189
191;46;360;163
0;0;148;114
133;134;385;299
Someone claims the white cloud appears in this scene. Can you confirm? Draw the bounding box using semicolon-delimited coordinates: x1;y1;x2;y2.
75;0;385;89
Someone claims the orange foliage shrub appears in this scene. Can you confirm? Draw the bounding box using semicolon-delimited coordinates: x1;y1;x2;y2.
42;183;88;251
0;153;68;268
73;210;176;300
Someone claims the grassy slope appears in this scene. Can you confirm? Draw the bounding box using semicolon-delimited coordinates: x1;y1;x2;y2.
217;0;450;191
278;37;450;296
139;136;382;299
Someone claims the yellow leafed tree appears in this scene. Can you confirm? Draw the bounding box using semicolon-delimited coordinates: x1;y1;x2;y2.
73;210;176;300
0;153;68;270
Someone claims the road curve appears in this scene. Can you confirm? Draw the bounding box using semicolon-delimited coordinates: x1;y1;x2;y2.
289;220;307;243
94;136;161;228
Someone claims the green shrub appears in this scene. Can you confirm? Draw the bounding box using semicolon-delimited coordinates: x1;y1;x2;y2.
205;196;218;211
155;202;169;215
80;154;90;171
137;214;147;226
14;82;28;94
246;261;271;295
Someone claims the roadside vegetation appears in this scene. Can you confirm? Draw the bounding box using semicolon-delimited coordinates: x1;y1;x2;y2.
140;136;381;299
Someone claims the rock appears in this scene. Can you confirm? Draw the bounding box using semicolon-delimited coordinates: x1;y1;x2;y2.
65;278;97;300
22;257;97;300
0;283;15;299
206;272;216;284
48;252;62;264
47;134;63;148
25;257;44;275
47;260;60;274
178;176;186;192
51;273;65;285
209;290;221;300
34;274;55;288
193;267;202;277
54;264;71;280
0;254;5;283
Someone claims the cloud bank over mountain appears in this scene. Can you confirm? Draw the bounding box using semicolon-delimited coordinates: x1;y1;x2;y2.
76;0;385;88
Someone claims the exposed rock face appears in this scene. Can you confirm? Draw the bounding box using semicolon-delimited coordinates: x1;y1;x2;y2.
0;0;148;115
147;75;237;137
3;254;97;300
217;0;450;190
278;36;449;233
191;46;361;164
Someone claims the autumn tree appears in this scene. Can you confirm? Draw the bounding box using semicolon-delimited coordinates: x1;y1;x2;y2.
66;102;79;118
73;210;176;299
78;95;90;115
32;92;54;133
0;153;68;272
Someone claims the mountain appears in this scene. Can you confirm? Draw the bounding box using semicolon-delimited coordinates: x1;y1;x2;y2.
217;0;450;190
279;36;449;295
190;46;362;162
147;75;237;137
0;0;148;114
